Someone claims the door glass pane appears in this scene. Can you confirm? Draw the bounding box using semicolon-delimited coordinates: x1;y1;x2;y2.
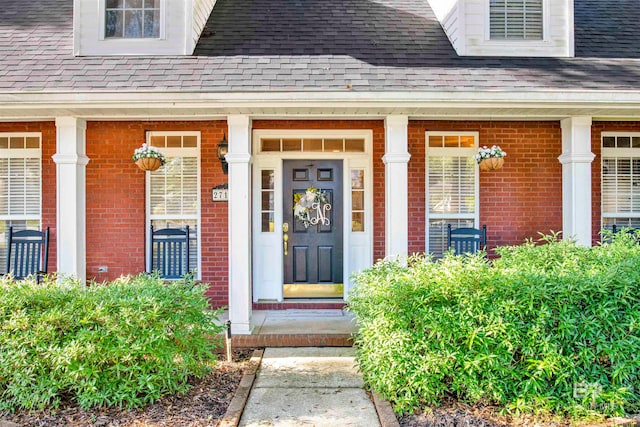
351;170;364;189
282;139;302;151
324;139;343;152
345;139;365;152
352;191;364;210
261;169;275;232
352;212;364;232
304;139;323;152
351;168;365;232
261;139;281;152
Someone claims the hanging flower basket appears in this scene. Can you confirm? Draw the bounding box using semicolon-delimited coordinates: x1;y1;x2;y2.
135;157;163;171
479;157;504;171
132;143;166;172
474;145;506;172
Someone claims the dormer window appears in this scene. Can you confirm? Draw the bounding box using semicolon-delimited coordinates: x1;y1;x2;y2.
105;0;160;39
489;0;543;40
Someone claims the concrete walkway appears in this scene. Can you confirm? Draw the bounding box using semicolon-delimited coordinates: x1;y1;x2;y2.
238;347;381;427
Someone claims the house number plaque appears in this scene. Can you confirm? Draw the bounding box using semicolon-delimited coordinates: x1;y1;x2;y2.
212;184;229;202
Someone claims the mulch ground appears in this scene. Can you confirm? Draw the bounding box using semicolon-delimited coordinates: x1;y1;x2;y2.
1;349;255;427
398;399;511;427
398;398;640;427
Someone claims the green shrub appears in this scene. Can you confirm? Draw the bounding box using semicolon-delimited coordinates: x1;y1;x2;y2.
348;233;640;419
0;274;224;411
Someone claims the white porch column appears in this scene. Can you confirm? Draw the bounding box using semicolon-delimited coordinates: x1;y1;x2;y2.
559;116;595;246
53;117;89;281
383;115;410;259
226;115;253;335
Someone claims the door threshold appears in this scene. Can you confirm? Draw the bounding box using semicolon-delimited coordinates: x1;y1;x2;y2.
255;298;346;304
283;283;344;298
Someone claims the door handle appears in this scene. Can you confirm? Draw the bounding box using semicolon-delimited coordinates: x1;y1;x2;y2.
282;233;289;256
283;222;289;256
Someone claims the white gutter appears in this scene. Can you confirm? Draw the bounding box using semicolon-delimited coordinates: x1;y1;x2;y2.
3;89;640;108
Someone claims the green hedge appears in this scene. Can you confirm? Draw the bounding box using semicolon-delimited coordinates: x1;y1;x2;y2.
0;274;224;411
348;233;640;419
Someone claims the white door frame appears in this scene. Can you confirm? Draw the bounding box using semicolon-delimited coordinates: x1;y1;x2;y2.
251;129;373;302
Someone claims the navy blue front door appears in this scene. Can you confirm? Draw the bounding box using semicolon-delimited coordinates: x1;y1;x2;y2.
283;160;343;298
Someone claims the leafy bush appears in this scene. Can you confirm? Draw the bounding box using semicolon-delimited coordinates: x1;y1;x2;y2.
348;233;640;419
0;274;224;411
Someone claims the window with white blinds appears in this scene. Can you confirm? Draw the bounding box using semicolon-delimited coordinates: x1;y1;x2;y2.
0;133;42;270
489;0;543;40
601;134;640;229
426;133;479;258
146;132;200;278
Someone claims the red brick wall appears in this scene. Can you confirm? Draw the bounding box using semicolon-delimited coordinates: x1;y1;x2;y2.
85;121;228;306
408;121;563;255
0;122;57;271
252;120;387;261
6;118;624;306
591;121;640;244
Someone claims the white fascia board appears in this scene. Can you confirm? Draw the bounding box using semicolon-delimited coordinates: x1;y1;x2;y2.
4;89;640;105
4;90;640;119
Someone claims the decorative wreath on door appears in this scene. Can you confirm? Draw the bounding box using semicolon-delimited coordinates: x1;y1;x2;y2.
293;187;331;228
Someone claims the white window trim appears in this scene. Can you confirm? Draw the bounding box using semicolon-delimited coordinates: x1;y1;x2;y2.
145;131;201;279
425;131;480;254
0;132;42;224
98;0;167;41
253;129;372;156
601;132;640;224
251;129;373;302
484;0;549;44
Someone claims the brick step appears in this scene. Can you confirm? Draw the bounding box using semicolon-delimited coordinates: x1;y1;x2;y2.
229;333;353;348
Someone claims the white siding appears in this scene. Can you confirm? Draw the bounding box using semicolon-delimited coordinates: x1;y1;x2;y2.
428;0;573;57
428;0;464;53
74;0;196;56
193;0;217;47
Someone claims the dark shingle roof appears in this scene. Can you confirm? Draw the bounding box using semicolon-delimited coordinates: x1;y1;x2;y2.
1;0;640;93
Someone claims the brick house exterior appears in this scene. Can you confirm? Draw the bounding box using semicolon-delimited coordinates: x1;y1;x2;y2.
2;0;640;333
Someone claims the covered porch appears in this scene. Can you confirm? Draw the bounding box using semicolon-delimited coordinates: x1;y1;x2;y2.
1;95;636;335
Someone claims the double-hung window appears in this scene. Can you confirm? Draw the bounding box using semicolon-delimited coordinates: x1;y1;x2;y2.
105;0;161;39
0;133;41;269
146;132;200;278
489;0;543;40
426;132;479;258
601;133;640;229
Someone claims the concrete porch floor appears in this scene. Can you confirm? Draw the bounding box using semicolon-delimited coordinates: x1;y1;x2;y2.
220;309;358;347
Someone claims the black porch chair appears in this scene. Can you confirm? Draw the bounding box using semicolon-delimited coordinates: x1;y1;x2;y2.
447;224;487;255
6;226;50;281
611;224;640;241
148;225;190;279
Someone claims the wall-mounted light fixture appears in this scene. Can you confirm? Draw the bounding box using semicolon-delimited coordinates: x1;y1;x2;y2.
217;134;229;174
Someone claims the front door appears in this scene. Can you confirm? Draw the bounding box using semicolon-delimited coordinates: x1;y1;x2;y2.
283;160;343;298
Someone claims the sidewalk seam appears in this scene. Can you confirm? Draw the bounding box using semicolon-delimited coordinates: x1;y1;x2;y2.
218;349;264;427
